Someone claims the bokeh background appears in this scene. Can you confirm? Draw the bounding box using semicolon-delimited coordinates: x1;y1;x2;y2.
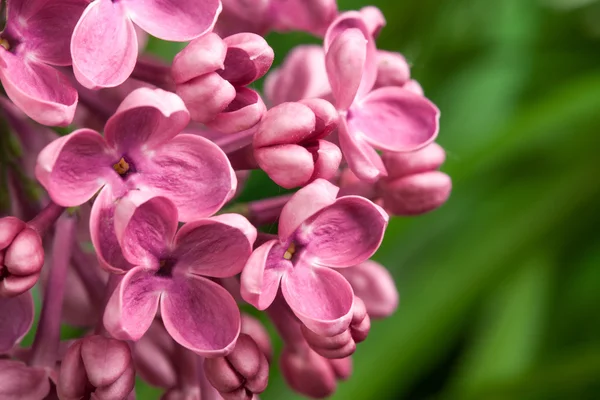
18;0;600;398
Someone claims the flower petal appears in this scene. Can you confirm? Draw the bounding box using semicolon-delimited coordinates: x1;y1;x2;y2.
205;87;266;134
115;195;178;268
281;265;354;336
297;196;388;268
338;117;387;182
0;360;50;400
240;240;288;310
130;134;236;221
125;0;221;41
269;0;337;36
71;0;138;89
278;178;338;243
254;144;315;189
35;129;117;207
172;214;256;278
161;275;240;356
104;87;190;154
171;33;227;84
103;266;163;341
220;33;274;87
0;53;77;126
0;292;34;353
349;87;440;152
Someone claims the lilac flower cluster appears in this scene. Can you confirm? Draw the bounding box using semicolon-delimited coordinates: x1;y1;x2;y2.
0;0;451;398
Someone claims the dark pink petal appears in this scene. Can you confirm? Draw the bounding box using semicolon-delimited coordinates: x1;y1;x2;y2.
115;195;178;268
161;275;240;356
0;360;50;400
130;134;236;221
172;214;256;278
281;265;354;336
298;196;388;268
278;178;338;242
349;87;440;152
338;117;387;182
381;142;446;179
0;52;77;126
0;291;34;353
103;266;164;341
172;33;227;84
221;33;274;86
240;240;288;310
35;129;118;207
71;0;138;88
205;88;266;134
104;87;190;154
125;0;221;41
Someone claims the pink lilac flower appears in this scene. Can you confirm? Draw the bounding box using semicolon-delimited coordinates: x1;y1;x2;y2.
71;0;222;89
0;0;87;126
103;195;256;356
0;291;34;353
241;179;388;336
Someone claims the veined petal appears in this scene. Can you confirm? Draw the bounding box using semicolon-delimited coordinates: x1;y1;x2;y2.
0;360;50;400
161;275;240;356
35;129;116;207
0;52;77;126
278;178;338;243
338;117;387;182
125;0;221;41
104;87;190;154
0;292;34;353
130;134;236;221
298;196;388;268
349;87;440;152
71;0;138;89
103;266;164;341
172;214;256;278
281;265;354;336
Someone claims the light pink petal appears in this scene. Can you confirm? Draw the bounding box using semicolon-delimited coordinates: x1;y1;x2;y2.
103;266;163;341
161;275;240;356
172;33;227;84
115;196;178;268
338;117;387;182
104;87;190;153
240;240;288;310
0;291;34;353
90;187;135;273
130;134;236;221
269;0;338;36
311;139;343;182
0;53;77;126
382;142;446;179
359;6;386;38
349;87;440;152
254;145;315;189
172;214;256;278
282;265;354;336
125;0;221;41
278;178;339;242
35;129;117;207
298;196;388;268
71;0;138;89
380;171;452;216
325;28;367;111
205;88;266;134
373;50;411;89
176;72;236;123
220;33;274;86
0;360;50;400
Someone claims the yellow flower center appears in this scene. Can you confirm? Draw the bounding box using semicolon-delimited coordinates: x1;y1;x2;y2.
283;242;296;260
0;38;10;51
113;158;130;176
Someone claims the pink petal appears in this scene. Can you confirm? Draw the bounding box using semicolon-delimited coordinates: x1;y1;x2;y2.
205;88;266;134
281;265;354;336
171;33;227;84
311;139;343;182
325;28;367;111
359;6;386;38
161;275;240;356
129;134;236;221
278;178;339;242
125;0;221;41
103;266;163;341
297;196;388;268
380;171;452;216
254;145;315;189
0;52;77;126
220;33;274;86
115;195;178;268
269;0;338;36
373;50;411;89
172;214;256;278
104;87;190;153
381;142;446;179
349;87;440;152
35;129;117;207
176;72;236;123
253;102;316;148
0;360;50;400
240;240;288;310
338;117;387;182
0;291;34;353
71;0;138;89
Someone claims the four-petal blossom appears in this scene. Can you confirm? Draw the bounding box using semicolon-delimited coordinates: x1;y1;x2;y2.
241;179;388;336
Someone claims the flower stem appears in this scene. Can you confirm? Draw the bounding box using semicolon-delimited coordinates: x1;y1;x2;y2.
27;201;65;237
267;293;304;349
247;194;292;226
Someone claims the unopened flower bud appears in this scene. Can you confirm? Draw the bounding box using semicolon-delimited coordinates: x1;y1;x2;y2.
204;334;269;400
403;79;425;96
380;171;452;216
172;33;228;84
58;335;135;400
374;50;411;90
382;142;446;178
220;33;274;87
205;88;266;133
176;73;236;123
360;6;386;38
241;314;273;361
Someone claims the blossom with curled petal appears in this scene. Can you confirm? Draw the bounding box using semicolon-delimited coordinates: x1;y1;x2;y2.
35;88;236;272
103;195;256;356
71;0;222;89
241;179;388;336
0;0;87;126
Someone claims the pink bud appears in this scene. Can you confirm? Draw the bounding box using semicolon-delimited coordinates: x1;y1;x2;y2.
381;143;447;179
241;314;273;362
403;79;425;96
172;33;227;84
221;33;274;87
380;171;452;216
338;168;377;198
204;334;269;400
298;98;338;137
132;320;177;389
360;6;386;38
206;88;266;133
373;50;411;90
176;73;237;123
58;335;135;400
